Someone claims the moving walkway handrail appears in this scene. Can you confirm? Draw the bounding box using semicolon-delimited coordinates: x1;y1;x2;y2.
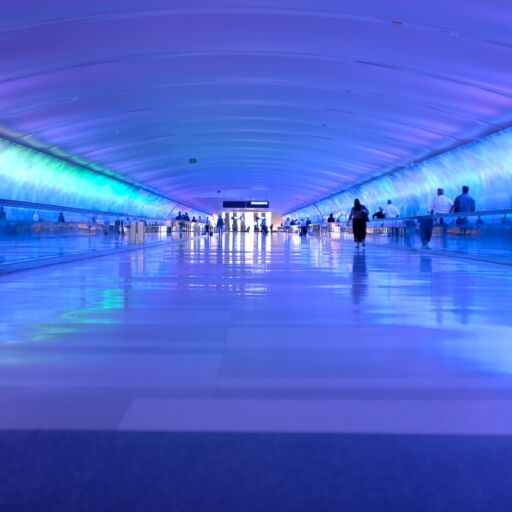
370;208;512;222
324;208;512;225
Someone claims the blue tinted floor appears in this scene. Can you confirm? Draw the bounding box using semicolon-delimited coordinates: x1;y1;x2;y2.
357;228;512;263
1;233;512;511
0;231;183;266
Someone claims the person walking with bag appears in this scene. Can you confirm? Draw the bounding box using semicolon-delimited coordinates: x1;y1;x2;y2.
216;215;224;235
348;198;369;249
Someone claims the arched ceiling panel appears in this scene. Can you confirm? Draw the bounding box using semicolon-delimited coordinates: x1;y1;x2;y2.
1;1;512;213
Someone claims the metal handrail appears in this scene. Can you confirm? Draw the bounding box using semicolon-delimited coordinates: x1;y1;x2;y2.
321;208;512;224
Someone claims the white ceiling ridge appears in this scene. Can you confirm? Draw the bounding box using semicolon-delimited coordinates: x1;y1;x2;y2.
3;50;511;101
3;5;512;49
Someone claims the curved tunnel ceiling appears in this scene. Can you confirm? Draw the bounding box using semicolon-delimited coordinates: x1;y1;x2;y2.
1;1;512;214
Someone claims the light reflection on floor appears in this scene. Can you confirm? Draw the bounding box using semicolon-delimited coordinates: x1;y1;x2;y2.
1;232;512;434
0;231;180;266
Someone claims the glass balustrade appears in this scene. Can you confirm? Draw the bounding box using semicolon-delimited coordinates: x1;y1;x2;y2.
310;210;512;263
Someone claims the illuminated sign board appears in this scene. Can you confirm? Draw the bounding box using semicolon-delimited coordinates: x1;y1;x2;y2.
223;200;269;209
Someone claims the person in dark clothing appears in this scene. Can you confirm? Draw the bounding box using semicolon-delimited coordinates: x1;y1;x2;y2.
419;214;434;249
348;198;369;248
372;207;385;220
216;215;225;234
58;212;65;223
453;186;476;213
299;218;308;236
261;217;268;234
453;185;476;234
176;211;186;236
327;213;335;223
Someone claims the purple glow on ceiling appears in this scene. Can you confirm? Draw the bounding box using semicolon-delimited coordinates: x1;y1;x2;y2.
1;0;512;213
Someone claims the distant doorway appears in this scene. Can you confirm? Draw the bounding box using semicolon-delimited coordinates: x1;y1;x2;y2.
223;211;272;232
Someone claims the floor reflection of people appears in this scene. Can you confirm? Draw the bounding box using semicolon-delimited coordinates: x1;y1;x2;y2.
419;255;432;274
351;250;368;306
177;239;187;264
405;220;416;248
440;220;450;250
216;235;224;264
453;272;474;325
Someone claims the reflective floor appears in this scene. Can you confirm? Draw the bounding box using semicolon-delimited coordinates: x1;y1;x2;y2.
0;230;185;266
1;232;512;435
364;229;512;263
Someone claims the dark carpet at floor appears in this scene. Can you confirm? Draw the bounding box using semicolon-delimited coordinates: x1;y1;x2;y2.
1;431;511;511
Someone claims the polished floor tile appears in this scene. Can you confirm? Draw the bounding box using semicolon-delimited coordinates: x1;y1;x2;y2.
0;231;186;267
1;232;512;434
339;226;512;263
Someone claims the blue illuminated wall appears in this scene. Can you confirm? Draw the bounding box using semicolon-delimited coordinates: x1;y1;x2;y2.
287;128;512;220
0;138;205;219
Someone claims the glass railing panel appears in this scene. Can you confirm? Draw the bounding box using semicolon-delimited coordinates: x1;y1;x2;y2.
312;209;512;263
0;205;205;267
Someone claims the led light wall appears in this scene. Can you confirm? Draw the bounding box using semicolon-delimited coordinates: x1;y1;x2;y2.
0;139;204;218
287;128;512;221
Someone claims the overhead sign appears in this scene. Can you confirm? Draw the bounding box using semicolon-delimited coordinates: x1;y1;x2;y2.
223;200;269;209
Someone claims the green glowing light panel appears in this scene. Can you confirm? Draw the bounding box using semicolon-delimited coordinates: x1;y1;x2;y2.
0;138;199;218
